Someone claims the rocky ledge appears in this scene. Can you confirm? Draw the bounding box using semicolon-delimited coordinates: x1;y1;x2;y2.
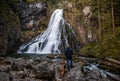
0;56;119;81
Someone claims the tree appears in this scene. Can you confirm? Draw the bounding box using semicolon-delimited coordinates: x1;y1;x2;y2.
111;0;115;37
97;0;101;40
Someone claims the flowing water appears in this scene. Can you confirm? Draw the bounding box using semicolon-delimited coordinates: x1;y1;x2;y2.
18;9;79;54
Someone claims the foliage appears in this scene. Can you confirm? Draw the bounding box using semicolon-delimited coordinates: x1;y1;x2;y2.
23;0;36;3
80;28;120;60
80;0;120;60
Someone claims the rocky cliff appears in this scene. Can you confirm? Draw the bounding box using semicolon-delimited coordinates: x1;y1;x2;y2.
17;0;98;46
0;0;49;55
17;1;48;30
1;0;96;55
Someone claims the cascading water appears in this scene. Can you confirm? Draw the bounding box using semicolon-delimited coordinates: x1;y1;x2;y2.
17;9;79;54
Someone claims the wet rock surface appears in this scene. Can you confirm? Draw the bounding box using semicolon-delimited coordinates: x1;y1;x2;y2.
0;56;118;81
0;57;55;81
17;1;47;30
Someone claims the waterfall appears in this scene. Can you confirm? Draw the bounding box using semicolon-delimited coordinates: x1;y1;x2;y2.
17;9;79;54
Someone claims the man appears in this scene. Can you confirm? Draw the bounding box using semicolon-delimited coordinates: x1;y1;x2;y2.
65;45;73;71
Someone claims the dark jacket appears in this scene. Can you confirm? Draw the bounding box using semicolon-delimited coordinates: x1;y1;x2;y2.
65;47;73;59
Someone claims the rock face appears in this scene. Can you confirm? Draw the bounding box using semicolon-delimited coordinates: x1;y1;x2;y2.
0;11;21;56
0;23;8;55
64;3;98;45
0;0;48;55
17;1;48;30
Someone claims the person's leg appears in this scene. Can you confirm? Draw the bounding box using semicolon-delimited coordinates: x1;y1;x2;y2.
66;58;70;71
70;58;73;68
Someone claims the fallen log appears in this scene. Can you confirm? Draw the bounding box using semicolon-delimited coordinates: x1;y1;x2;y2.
99;58;120;75
105;58;120;65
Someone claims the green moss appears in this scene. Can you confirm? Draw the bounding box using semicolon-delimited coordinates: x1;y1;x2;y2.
80;29;120;60
0;1;20;28
46;54;55;59
25;0;35;3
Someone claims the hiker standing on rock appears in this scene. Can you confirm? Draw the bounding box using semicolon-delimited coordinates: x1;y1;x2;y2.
65;45;74;71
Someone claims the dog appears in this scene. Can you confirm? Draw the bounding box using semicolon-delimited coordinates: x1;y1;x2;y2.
59;60;66;78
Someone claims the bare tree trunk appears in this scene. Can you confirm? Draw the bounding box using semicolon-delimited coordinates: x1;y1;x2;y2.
105;58;120;65
111;0;115;37
97;0;101;40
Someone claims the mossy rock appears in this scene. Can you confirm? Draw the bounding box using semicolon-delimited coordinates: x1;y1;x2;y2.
46;54;55;59
46;54;65;59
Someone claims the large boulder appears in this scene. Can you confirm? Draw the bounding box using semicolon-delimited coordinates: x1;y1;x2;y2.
33;61;55;80
63;62;83;81
0;72;12;81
